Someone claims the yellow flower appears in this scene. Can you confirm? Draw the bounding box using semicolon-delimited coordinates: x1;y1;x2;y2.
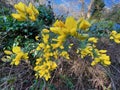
4;50;13;55
42;29;50;33
91;61;96;66
28;3;39;16
36;43;45;50
46;61;57;70
43;52;52;60
53;20;65;27
51;41;63;49
39;69;48;78
60;51;70;59
65;17;77;35
80;45;93;58
50;27;62;35
88;37;98;43
110;36;114;39
91;58;100;66
91;57;101;66
110;31;120;43
99;50;107;53
11;59;20;65
1;56;11;62
29;14;36;21
42;34;49;44
12;46;21;54
111;30;117;36
11;52;24;65
22;53;29;60
44;72;51;81
34;60;57;81
35;36;39;41
14;2;27;13
43;45;51;52
99;54;111;66
51;34;66;49
65;17;77;31
11;13;27;21
68;43;73;49
26;3;39;21
51;16;77;36
114;34;120;43
75;33;89;40
26;6;34;16
79;19;91;30
94;58;101;63
10;46;29;65
36;58;42;65
33;8;39;16
103;60;111;66
114;39;120;43
53;50;59;59
91;54;111;66
76;49;80;54
34;66;40;71
51;62;57;70
58;35;66;41
12;2;39;21
100;54;110;61
60;45;64;49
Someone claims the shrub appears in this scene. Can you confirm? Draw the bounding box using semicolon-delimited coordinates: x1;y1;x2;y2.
1;2;120;90
0;2;55;50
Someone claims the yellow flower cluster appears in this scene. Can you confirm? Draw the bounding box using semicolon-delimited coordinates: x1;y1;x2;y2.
50;17;91;49
88;37;98;43
91;50;111;66
79;18;91;30
78;43;111;66
110;30;120;43
34;59;57;81
80;44;94;59
4;46;28;65
35;28;71;80
11;2;39;21
77;37;98;59
60;51;70;59
34;17;91;80
35;29;57;81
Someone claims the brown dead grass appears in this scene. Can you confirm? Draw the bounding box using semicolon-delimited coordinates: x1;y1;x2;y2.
0;37;120;90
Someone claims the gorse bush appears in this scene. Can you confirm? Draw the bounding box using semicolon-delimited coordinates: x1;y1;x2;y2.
2;2;120;82
0;2;55;50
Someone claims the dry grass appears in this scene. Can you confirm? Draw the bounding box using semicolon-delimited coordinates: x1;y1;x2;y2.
0;38;120;90
0;61;36;90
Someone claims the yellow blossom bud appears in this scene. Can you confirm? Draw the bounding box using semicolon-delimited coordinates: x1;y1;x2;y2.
79;19;91;30
88;37;98;43
4;50;13;55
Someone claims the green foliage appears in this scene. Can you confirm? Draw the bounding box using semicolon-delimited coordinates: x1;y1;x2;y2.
0;5;55;50
37;5;55;25
89;20;114;37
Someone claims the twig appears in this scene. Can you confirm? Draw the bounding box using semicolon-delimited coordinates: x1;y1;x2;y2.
50;69;57;84
42;78;46;90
